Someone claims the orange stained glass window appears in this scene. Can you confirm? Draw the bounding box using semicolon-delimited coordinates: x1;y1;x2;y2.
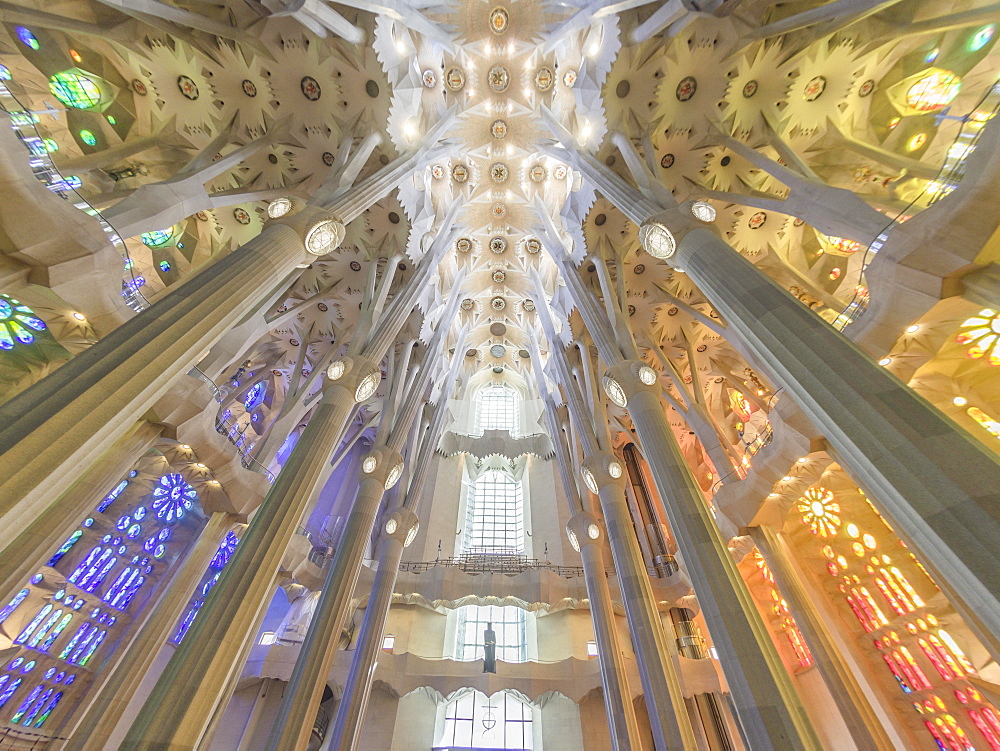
858;587;889;626
928;633;971;677
919;637;957;681
883;653;913;693
956;308;1000;365
797;487;841;538
899;646;933;690
890;567;926;607
969;709;1000;750
783;620;813;668
875;577;908;616
983;708;1000;740
937;630;977;675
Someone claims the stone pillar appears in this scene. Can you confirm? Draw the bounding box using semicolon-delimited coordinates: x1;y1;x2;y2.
662;222;1000;662
569;512;642;751
60;512;235;750
327;507;417;751
585;453;698;751
119;371;366;749
602;362;820;750
749;525;897;750
0;206;338;560
0;419;162;603
267;446;404;751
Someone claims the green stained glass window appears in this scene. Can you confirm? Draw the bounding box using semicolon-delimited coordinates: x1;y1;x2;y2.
78;129;97;146
49;71;102;109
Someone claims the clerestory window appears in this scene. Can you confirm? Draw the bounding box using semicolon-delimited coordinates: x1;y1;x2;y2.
475;384;519;437
463;471;524;555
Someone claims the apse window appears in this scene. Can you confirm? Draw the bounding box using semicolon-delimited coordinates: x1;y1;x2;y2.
259;631;276;645
454;605;526;663
587;641;599;659
475;384;519;437
438;690;534;749
381;634;395;653
463;471;524;555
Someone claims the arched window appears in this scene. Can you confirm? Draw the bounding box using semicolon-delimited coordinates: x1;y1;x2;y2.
438;690;534;749
475;384;519;437
0;588;29;624
464;471;524;555
454;605;526;663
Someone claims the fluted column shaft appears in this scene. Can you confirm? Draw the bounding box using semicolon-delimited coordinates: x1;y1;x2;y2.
0;220;311;559
0;420;162;602
624;387;820;750
748;525;897;750
61;512;235;750
597;480;694;751
328;534;405;751
121;384;357;750
673;228;1000;662
579;538;642;751
269;468;393;750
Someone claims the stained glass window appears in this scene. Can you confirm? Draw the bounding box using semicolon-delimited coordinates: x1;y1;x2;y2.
140;229;173;247
31;690;62;727
906;71;961;112
211;531;238;569
797;487;841;538
475;384;519;436
78;129;97;146
152;474;198;522
11;685;44;723
956;309;1000;365
0;676;21;708
48;71;102;109
173;532;238;642
0;589;30;624
47;530;83;567
0;295;47;351
14;605;53;645
16;27;39;50
244;381;266;410
464;471;524;554
454;605;527;663
97;480;129;514
439;691;534;750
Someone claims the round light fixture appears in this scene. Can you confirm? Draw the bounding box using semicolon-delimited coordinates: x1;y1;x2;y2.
567;527;580;552
356;372;381;401
385;518;398;535
603;376;627;408
691;201;716;222
638;365;658;386
385;463;403;490
327;360;346;380
267;197;292;218
639;221;676;259
953;396;968;406
305;219;344;255
587;523;600;540
581;467;599;494
404;524;419;547
362;455;378;474
608;460;623;479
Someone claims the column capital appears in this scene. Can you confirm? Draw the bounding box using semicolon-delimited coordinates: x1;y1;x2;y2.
358;445;404;490
378;506;419;547
602;359;660;408
581;451;627;494
638;199;718;262
267;204;346;257
325;354;382;403
566;511;605;551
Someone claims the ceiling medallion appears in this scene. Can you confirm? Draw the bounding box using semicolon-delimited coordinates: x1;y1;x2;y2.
675;76;697;102
633;263;645;275
742;80;758;98
451;164;469;183
490;163;509;183
461;298;475;311
492;269;506;284
553;165;568;180
350;260;362;272
421;69;437;89
322;151;335;166
667;306;679;316
803;76;826;101
489;65;510;93
660;153;675;169
523;299;536;312
491;119;508;139
491;297;506;311
490;345;506;359
535;67;554;91
242;79;257;97
748;211;767;229
858;79;875;97
490;237;507;254
131;79;148;96
177;75;199;100
233;207;252;225
489;7;509;34
196;211;210;221
431;164;446;180
563;70;577;88
300;76;322;101
524;237;541;254
529;164;547;183
456;237;473;253
628;304;636;316
491;203;507;219
445;67;465;92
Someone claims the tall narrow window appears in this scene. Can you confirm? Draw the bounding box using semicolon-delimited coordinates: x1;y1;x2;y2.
454;605;526;663
475;384;519;437
464;471;524;555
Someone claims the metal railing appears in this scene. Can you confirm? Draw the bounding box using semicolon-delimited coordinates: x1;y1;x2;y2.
214;415;275;482
399;555;588;578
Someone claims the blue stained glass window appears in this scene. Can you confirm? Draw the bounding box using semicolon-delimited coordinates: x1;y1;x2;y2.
0;65;11;80
48;71;102;109
65;175;82;190
77;630;106;666
39;614;72;652
96;480;128;513
152;474;198;523
70;546;117;591
0;589;30;624
32;690;63;727
104;568;144;610
0;677;22;709
47;530;82;567
211;531;239;569
0;295;47;351
26;610;62;647
16;27;39;50
158;260;171;272
20;686;53;725
59;624;90;660
123;276;146;294
244;382;266;410
11;685;44;723
15;605;53;645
